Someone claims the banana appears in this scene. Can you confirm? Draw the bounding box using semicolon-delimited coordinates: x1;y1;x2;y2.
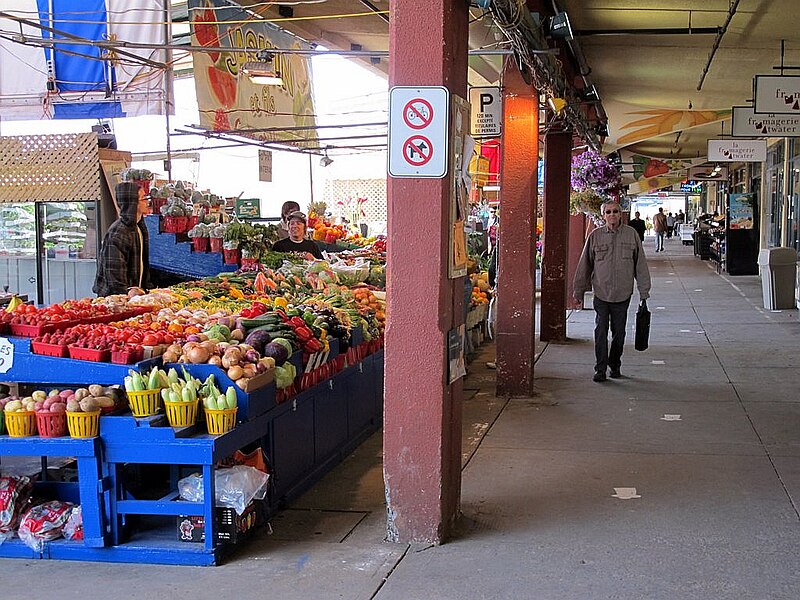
5;295;23;313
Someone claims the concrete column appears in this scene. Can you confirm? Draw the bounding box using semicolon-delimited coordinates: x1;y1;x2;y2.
384;0;468;543
495;58;538;397
540;130;572;341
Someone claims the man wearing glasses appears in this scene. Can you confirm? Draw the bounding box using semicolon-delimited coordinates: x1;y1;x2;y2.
572;201;651;382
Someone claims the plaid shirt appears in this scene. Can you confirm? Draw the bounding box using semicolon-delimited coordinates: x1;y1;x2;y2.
93;182;151;296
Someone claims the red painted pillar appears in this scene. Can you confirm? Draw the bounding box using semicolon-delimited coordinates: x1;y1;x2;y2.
540;130;571;341
384;0;468;543
496;58;538;397
567;214;588;308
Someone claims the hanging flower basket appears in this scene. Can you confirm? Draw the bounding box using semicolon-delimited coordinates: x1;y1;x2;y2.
571;150;621;194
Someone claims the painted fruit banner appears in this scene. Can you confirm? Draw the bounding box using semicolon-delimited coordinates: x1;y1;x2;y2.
619;150;705;195
603;101;729;150
189;0;317;145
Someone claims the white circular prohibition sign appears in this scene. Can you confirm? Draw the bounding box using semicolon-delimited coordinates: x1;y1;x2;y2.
402;98;434;130
403;135;433;166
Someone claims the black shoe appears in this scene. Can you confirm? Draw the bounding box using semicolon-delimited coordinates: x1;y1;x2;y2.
609;369;621;379
593;371;607;382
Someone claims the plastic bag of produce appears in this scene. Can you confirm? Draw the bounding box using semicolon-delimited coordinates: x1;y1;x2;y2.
329;258;370;286
178;466;270;515
0;475;34;536
17;500;75;551
63;505;84;541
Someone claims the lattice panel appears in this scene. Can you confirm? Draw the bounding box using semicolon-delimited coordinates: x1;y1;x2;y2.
0;133;101;203
323;178;387;223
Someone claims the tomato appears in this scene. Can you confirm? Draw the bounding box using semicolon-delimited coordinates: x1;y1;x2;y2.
142;334;159;346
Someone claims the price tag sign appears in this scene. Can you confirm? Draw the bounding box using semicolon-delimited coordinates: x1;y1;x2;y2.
0;337;14;373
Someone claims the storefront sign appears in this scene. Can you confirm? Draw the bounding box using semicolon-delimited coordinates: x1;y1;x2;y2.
707;139;766;162
731;106;800;137
388;86;449;178
258;150;273;182
235;198;261;219
753;75;800;114
190;0;317;145
468;87;502;137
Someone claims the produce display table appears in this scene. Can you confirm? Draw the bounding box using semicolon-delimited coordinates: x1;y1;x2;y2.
145;215;237;279
0;331;384;566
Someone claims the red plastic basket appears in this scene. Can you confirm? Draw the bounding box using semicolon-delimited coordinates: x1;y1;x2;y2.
10;323;55;337
162;215;190;234
31;341;69;358
111;347;144;365
192;237;210;253
68;347;111;362
223;248;240;265
210;237;223;253
36;411;67;437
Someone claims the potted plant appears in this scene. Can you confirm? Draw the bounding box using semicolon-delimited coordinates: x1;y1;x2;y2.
210;224;226;253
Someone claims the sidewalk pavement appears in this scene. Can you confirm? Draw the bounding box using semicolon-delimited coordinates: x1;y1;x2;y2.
4;235;800;599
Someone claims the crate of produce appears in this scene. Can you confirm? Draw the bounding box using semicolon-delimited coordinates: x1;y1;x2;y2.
5;411;37;437
31;341;69;358
205;407;237;435
164;399;199;427
36;411;67;438
127;388;162;417
67;410;100;438
191;237;209;253
68;347;111;362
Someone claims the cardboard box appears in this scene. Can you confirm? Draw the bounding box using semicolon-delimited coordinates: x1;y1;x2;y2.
177;501;262;544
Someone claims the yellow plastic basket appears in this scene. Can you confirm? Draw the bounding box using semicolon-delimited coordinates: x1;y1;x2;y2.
67;410;101;438
127;388;163;417
164;399;199;427
205;407;238;435
5;411;36;437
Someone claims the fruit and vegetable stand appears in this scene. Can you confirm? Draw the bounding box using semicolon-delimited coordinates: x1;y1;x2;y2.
0;334;383;565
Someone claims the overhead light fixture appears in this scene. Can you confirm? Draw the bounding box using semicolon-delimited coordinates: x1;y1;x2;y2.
547;96;567;115
580;85;600;102
242;50;283;86
319;148;333;167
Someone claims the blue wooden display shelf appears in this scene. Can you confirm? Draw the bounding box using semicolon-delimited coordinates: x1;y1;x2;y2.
3;336;161;385
145;215;237;279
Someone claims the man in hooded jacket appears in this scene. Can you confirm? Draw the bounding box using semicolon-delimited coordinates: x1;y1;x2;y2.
93;181;152;297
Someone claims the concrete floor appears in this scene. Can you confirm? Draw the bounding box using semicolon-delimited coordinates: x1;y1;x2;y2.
3;235;800;599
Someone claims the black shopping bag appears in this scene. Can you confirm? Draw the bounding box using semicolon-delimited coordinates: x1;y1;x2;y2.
635;300;650;351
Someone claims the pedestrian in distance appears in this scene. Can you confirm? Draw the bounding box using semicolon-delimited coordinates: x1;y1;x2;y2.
93;181;152;297
653;207;668;252
666;212;675;238
573;200;652;382
629;211;646;242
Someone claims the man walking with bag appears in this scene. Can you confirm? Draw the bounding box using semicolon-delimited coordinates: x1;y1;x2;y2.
573;201;652;382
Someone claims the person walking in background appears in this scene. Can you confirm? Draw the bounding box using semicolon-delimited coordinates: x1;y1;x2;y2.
645;216;652;236
629;211;646;242
666;212;675;238
653;207;667;252
573;200;651;382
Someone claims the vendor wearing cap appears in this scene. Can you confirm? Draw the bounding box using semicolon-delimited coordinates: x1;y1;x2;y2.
271;211;323;260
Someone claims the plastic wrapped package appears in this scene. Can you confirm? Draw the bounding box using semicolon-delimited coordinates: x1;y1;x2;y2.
17;500;75;551
178;465;270;516
63;505;84;541
0;475;34;537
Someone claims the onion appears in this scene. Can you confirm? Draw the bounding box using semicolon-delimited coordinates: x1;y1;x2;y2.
242;364;257;378
244;349;260;364
187;345;211;364
162;350;179;364
166;344;182;356
255;361;267;374
201;340;217;354
186;334;201;343
227;365;244;381
208;355;222;367
230;329;244;341
221;354;240;369
235;378;248;390
238;344;253;354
